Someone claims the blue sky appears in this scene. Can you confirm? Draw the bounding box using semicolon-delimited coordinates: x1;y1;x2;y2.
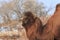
37;0;60;15
0;0;60;15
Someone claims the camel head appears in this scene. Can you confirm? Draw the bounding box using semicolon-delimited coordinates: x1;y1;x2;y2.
22;11;36;29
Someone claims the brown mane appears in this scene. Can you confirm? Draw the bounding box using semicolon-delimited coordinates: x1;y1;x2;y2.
22;12;35;29
22;11;43;40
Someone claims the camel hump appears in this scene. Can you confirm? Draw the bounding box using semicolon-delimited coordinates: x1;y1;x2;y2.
56;3;60;11
56;3;60;8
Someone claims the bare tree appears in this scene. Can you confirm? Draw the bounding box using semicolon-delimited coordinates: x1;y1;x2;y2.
18;0;47;18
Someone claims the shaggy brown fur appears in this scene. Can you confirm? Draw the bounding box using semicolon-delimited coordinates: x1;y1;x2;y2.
44;4;60;40
22;11;54;40
22;11;43;40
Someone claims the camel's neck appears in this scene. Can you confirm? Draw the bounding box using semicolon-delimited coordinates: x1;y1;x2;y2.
26;22;37;38
25;18;43;38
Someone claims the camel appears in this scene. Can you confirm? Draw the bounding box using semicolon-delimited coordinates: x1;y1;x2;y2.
43;4;60;40
22;11;54;40
22;4;60;40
